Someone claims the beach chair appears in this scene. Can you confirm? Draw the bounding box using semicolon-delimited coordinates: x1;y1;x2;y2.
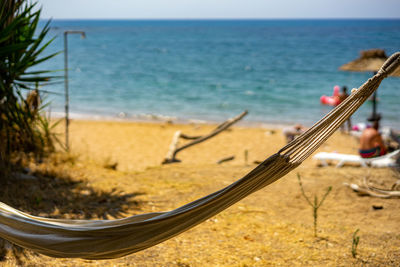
313;149;400;168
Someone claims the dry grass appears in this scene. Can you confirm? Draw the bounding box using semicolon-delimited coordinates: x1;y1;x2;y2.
1;120;399;266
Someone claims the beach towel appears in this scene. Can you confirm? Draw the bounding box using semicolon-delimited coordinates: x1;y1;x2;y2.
0;52;399;259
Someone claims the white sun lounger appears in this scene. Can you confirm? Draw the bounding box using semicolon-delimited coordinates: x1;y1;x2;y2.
313;149;400;168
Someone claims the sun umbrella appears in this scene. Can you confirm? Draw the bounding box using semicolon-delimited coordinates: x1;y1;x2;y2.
339;49;400;121
340;49;400;76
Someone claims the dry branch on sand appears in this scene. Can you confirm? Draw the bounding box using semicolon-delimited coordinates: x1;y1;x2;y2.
216;156;235;164
162;111;248;164
344;175;400;198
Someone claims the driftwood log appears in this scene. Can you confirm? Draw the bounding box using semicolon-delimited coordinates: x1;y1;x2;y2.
162;110;248;164
344;176;400;198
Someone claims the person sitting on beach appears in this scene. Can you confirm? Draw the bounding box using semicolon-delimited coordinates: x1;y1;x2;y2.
359;119;386;158
282;123;306;143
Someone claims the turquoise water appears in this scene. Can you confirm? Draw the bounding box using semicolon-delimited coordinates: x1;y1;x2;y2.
38;19;400;127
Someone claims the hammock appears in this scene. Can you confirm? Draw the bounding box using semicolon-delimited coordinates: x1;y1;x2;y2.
1;52;399;260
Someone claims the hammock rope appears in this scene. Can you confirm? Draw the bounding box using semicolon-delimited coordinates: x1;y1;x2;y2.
1;52;399;259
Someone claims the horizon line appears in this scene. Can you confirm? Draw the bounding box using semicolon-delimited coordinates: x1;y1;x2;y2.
40;17;400;20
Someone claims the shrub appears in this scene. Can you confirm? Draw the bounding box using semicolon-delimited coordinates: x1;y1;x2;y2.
0;0;58;177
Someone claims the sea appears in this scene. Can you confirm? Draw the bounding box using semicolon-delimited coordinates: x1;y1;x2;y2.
37;19;400;128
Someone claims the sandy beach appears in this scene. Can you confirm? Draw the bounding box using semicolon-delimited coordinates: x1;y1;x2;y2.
2;119;400;266
2;2;400;266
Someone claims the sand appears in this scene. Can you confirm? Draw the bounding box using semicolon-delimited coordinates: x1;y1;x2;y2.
1;119;400;266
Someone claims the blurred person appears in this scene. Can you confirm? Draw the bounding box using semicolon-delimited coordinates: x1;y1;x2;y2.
359;119;386;158
282;123;306;143
339;86;352;132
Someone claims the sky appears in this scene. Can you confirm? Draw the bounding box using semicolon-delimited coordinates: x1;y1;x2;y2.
37;0;400;19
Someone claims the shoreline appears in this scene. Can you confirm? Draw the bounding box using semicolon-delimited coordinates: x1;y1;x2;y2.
49;111;312;130
48;106;400;131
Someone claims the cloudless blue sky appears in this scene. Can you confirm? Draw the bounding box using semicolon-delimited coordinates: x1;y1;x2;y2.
37;0;400;19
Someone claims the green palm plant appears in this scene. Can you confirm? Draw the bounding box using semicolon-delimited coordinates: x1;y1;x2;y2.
0;0;59;177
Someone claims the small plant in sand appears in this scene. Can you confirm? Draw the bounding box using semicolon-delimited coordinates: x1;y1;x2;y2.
352;229;360;258
297;173;332;237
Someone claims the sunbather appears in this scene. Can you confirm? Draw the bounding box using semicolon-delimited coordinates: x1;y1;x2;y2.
282;124;306;143
359;119;386;158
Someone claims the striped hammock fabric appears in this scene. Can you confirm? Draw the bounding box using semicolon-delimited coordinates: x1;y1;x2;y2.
0;52;399;260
